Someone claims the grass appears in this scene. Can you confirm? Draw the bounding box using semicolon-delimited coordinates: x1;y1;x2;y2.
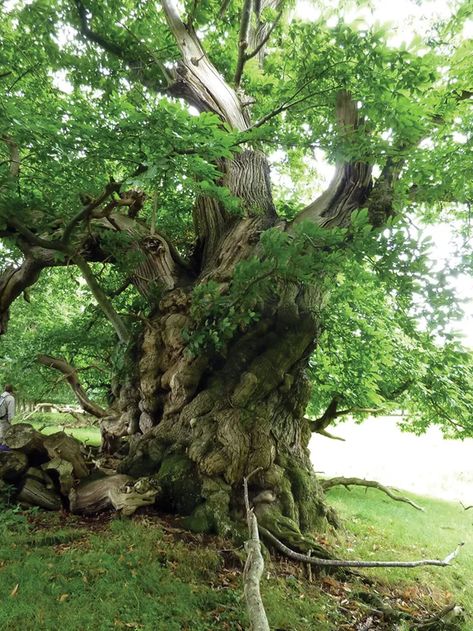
0;511;342;631
2;417;471;628
0;487;470;630
14;412;101;446
324;485;473;627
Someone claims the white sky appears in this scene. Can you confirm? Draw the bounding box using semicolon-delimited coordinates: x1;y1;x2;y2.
311;416;473;502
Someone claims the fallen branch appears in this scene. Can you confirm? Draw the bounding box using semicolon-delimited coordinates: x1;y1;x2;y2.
460;501;473;511
321;477;424;512
243;469;270;631
258;527;463;569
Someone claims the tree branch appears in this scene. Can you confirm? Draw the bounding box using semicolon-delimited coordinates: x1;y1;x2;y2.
161;0;248;129
234;0;253;87
61;179;121;245
245;10;282;62
0;257;44;335
243;469;270;631
37;355;108;419
258;526;463;569
1;134;20;178
321;477;424;512
308;396;339;433
249;83;338;131
72;254;131;345
74;0;170;90
291;91;372;229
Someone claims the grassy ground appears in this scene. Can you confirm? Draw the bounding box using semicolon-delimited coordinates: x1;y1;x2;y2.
2;416;471;629
0;510;345;631
14;412;101;446
325;485;473;627
0;486;470;630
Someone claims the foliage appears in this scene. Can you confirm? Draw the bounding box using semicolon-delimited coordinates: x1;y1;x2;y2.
1;0;473;439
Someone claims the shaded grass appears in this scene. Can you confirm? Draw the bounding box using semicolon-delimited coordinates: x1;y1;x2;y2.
0;512;341;631
325;485;473;628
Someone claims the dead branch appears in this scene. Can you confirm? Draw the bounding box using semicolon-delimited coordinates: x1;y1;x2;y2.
416;603;463;628
243;468;270;631
460;501;473;511
37;355;108;418
161;0;248;129
258;527;463;569
321;477;424;512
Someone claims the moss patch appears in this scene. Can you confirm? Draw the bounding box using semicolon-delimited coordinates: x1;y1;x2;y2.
156;453;202;515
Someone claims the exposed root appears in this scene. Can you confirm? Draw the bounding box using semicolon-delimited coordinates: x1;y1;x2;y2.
322;476;424;512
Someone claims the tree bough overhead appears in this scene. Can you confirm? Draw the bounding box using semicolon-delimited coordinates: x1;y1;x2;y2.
1;0;473;540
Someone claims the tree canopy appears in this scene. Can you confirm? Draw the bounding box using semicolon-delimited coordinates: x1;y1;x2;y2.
1;0;473;438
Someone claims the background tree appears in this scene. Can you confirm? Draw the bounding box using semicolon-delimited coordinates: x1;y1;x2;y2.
1;0;473;540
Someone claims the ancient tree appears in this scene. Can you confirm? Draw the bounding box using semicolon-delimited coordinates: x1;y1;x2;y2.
1;0;472;538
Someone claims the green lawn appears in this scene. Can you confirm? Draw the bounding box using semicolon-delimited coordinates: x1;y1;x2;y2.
0;512;342;631
325;485;473;627
2;419;471;629
14;412;102;446
0;483;471;630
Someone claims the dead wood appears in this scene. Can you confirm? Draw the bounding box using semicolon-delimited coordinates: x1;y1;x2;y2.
17;467;62;510
42;457;75;495
69;474;160;516
4;423;49;460
258;526;463;569
243;469;270;631
321;476;424;511
43;432;89;478
0;450;28;481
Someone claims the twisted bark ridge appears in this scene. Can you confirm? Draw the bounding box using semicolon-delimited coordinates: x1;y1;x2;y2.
0;1;434;541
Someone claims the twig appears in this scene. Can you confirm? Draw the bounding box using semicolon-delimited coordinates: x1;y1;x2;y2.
460;501;473;511
258;527;463;569
321;477;425;512
243;468;270;631
415;603;461;628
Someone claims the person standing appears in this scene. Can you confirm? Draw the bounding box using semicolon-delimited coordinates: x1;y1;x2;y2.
0;384;15;444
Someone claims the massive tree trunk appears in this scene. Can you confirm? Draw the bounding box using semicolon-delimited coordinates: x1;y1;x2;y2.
114;150;333;540
120;288;328;538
